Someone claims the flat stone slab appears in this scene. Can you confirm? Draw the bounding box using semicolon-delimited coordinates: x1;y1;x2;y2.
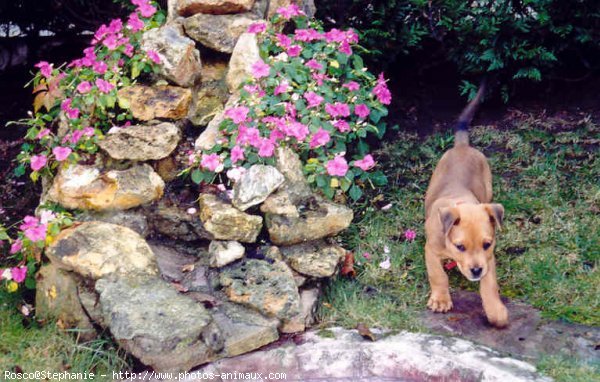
167;328;549;382
421;290;600;363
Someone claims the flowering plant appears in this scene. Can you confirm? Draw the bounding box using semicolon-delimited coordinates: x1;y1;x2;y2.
189;5;390;200
13;0;164;182
0;207;73;292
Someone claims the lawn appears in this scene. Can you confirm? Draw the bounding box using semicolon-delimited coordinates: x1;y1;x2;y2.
1;110;597;381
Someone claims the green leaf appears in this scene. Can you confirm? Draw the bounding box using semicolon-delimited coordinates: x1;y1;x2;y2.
348;184;363;201
370;171;388;186
191;169;203;184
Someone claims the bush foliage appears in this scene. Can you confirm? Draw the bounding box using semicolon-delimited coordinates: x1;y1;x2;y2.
318;0;600;99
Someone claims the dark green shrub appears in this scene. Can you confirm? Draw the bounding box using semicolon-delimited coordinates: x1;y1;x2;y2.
317;0;600;100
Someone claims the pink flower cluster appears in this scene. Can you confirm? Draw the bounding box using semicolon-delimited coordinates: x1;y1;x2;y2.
1;266;27;283
19;215;48;243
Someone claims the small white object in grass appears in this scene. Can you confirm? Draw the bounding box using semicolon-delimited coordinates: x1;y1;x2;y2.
379;257;391;270
381;203;393;211
384;245;390;254
186;207;197;215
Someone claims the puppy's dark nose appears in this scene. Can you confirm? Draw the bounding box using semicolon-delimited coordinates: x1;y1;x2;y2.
471;267;483;278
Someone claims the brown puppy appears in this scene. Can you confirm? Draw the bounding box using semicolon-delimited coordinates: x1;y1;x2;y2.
424;83;508;327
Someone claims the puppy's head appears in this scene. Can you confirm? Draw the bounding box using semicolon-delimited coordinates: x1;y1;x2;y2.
438;203;504;281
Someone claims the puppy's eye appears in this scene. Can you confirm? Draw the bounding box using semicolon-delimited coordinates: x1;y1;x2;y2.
483;242;491;250
455;244;466;252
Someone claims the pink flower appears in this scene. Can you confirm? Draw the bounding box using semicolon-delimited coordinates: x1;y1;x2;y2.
277;4;304;19
67;107;80;119
107;18;123;34
287;121;309;141
39;210;56;224
295;28;322;42
52;146;72;162
20;217;47;242
36;129;50;139
325;102;351;118
96;79;114;93
61;98;72;112
11;267;27;283
257;138;275;157
309;128;331;148
304;91;324;108
127;12;145;32
326;156;349;177
123;44;134;57
274;80;290;96
147;49;161;64
69;130;84;144
9;239;22;254
325;28;346;43
251;59;271;78
247;22;267;34
312;72;328;86
93;60;108;74
353;154;375;171
200;153;223;172
333;119;350;132
276;34;292;49
231;145;245;163
35;61;53;78
363;252;372;260
405;229;417;241
30;155;47;171
77;81;92;94
286;45;302;57
83;127;95;137
373;73;392;105
354;104;370;119
343;81;360;91
102;34;120;50
133;0;157;17
339;41;352;55
225;106;250;124
236;125;261;146
305;59;323;71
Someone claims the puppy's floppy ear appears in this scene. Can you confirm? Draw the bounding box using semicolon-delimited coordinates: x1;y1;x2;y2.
439;207;460;235
484;203;504;230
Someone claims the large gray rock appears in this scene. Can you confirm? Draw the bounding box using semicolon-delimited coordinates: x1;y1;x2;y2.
78;209;149;237
35;263;96;339
176;0;256;16
198;193;262;243
209;240;245;268
45;222;157;280
193;328;551;382
226;32;260;93
142;23;202;87
99;122;180;161
280;241;345;278
96;276;223;372
261;192;353;245
149;200;213;241
117;85;192;121
46;164;164;211
219;259;300;320
183;13;258;53
275;146;311;197
212;302;279;357
232;165;284;211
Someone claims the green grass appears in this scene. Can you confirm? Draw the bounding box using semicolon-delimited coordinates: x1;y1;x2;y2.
318;111;599;379
0;290;127;380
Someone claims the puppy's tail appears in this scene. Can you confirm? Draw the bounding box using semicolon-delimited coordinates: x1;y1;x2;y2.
455;79;486;147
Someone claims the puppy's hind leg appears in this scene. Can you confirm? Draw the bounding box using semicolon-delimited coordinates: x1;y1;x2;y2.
480;258;509;327
425;244;453;312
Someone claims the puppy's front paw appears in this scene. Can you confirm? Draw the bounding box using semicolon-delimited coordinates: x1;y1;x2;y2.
427;293;453;313
486;303;509;328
